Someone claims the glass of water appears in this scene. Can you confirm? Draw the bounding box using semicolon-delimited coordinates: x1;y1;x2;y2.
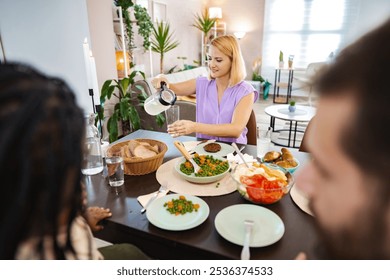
165;105;180;137
105;153;124;188
257;125;272;160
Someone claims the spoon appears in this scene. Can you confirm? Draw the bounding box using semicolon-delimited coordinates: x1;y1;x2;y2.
174;141;201;173
231;142;250;168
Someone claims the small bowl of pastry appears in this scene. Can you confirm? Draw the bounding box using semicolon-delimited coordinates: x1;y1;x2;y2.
262;147;300;174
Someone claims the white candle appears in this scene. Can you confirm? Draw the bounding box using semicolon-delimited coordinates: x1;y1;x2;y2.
89;54;100;106
83;38;93;89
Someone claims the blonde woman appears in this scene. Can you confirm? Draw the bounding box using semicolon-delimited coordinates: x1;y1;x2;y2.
152;35;258;144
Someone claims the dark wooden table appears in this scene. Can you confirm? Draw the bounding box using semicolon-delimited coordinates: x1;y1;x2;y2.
86;129;319;260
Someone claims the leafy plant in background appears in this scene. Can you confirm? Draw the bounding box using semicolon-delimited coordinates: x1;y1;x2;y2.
99;67;164;142
114;0;153;58
279;51;284;62
192;8;216;40
252;57;272;100
151;21;180;74
133;4;153;49
192;9;216;64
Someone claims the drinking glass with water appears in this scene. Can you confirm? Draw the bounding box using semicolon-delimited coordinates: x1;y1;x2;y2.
257;126;272;160
106;153;124;187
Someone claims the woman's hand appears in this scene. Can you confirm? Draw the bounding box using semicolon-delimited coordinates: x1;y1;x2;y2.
151;74;169;89
167;120;196;137
83;206;112;232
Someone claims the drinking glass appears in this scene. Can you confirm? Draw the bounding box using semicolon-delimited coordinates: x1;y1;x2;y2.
165;105;180;136
257;125;271;159
165;105;180;126
106;153;124;188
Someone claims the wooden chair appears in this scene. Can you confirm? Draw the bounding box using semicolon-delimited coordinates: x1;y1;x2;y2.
299;117;314;153
246;110;257;145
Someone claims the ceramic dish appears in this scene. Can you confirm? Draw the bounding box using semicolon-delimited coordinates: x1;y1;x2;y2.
214;204;285;247
174;156;230;184
290;184;314;216
146;194;209;231
193;142;235;157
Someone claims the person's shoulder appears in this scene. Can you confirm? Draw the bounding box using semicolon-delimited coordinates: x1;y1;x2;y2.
197;76;211;83
233;80;254;92
196;76;214;87
231;81;259;102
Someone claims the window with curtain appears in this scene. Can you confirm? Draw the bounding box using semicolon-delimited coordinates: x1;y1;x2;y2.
261;0;360;81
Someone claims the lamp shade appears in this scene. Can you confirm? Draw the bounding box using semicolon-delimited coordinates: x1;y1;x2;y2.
115;51;130;78
209;7;222;19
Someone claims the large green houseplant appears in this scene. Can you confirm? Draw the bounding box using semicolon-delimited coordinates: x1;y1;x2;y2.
151;21;180;74
192;9;216;65
114;0;153;58
99;68;165;142
192;8;216;42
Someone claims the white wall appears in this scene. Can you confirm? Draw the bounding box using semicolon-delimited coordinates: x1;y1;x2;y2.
206;0;265;80
86;0;117;90
0;0;95;114
150;0;203;74
343;0;390;48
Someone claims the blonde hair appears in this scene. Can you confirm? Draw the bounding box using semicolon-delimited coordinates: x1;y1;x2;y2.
208;35;247;86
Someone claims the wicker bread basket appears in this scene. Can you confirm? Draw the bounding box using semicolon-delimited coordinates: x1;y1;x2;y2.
106;138;167;175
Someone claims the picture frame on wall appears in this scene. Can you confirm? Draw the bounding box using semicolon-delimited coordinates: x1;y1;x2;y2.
152;1;166;22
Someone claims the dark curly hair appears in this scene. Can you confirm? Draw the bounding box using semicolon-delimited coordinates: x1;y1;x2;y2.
0;63;85;259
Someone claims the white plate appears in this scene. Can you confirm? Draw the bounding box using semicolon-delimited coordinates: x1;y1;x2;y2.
146;194;210;231
214;204;285;247
193;142;235;157
290;184;314;216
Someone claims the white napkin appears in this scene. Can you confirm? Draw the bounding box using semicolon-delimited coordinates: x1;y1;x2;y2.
137;189;169;208
226;153;257;164
182;141;200;152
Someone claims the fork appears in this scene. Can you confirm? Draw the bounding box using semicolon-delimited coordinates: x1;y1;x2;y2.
141;185;168;213
241;219;254;260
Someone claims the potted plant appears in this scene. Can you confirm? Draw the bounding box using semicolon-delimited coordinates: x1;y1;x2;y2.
151;21;180;74
192;9;217;65
99;67;165;142
114;0;153;60
279;51;284;68
252;57;272;100
289;100;296;113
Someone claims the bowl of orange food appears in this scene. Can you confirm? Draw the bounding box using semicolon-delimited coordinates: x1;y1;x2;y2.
231;162;294;204
174;154;230;184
